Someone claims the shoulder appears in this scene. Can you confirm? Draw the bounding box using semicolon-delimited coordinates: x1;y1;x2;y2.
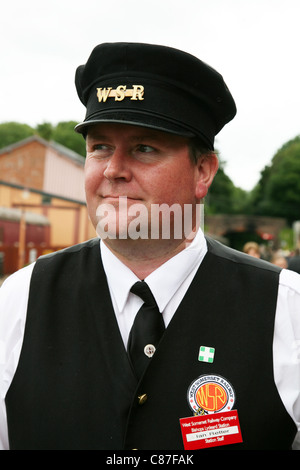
279;267;300;295
38;238;100;262
34;238;100;271
0;263;35;352
30;239;103;291
0;262;35;303
206;236;281;274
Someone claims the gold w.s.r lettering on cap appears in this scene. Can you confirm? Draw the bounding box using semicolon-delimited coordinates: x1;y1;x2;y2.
96;85;144;102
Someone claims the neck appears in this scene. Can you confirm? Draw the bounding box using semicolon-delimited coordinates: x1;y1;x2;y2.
102;233;197;279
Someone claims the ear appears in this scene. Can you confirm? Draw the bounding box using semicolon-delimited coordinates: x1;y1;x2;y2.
195;153;219;200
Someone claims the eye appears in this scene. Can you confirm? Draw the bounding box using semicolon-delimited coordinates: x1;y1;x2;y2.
137;144;156;153
93;143;110;151
88;142;112;158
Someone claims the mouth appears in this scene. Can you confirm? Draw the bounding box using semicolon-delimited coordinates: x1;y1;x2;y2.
101;195;142;202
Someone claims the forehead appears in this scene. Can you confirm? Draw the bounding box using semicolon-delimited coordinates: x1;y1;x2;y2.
86;123;189;145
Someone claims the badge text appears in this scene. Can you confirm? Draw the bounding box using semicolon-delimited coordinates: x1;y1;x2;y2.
96;85;144;102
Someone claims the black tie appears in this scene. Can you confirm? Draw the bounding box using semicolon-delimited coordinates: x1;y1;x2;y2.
128;281;165;379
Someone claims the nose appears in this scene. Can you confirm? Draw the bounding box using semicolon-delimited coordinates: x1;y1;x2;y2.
103;149;132;182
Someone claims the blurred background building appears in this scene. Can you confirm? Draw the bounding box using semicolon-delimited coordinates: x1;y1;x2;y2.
0;136;95;275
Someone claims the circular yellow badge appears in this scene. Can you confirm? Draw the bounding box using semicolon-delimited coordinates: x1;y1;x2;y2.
187;374;235;415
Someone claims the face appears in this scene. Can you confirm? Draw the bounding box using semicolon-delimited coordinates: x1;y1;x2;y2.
84;123;217;241
247;248;260;258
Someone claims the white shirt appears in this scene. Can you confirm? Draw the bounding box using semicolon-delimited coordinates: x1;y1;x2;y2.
0;230;300;450
101;229;207;348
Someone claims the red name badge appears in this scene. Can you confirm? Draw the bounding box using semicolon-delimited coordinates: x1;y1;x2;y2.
180;410;243;450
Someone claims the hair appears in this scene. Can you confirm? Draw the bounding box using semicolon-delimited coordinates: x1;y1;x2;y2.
271;254;288;268
188;137;216;164
243;242;260;254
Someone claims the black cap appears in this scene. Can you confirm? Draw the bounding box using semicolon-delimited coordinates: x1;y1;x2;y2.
75;42;236;149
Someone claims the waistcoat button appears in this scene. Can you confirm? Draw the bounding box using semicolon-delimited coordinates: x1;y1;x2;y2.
138;394;148;405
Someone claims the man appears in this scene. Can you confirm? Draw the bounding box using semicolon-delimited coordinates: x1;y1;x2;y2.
0;43;299;450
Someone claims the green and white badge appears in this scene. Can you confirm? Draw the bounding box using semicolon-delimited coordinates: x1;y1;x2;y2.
198;346;215;363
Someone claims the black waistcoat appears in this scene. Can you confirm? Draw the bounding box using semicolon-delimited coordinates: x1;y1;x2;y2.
5;237;297;450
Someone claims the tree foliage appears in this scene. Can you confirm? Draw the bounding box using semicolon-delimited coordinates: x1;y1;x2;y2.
206;160;249;214
36;122;54;141
51;121;86;156
250;136;300;223
0;122;35;148
0;121;86;157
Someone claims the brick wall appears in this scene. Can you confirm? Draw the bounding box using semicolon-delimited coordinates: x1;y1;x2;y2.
0;140;46;190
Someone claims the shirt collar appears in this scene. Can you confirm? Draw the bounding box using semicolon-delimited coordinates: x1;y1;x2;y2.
100;229;207;314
